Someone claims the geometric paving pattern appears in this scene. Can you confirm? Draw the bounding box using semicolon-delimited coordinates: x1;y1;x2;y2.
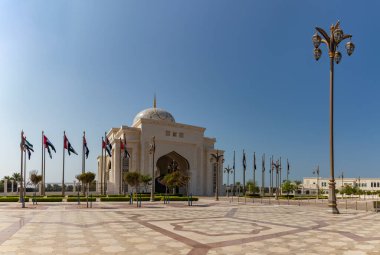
0;200;380;254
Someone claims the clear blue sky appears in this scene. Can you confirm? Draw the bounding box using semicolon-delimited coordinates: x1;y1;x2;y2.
0;0;379;184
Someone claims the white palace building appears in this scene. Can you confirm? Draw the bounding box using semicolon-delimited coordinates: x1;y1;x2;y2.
97;101;223;196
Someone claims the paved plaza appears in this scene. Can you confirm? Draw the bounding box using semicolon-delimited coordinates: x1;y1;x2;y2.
0;198;380;254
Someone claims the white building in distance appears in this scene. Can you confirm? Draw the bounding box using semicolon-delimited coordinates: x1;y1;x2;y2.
303;177;380;192
97;100;223;196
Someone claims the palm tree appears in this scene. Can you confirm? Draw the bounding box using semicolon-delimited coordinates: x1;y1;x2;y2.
12;173;21;194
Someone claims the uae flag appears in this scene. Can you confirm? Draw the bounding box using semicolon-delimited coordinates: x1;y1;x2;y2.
105;136;112;157
23;136;34;159
44;135;56;159
120;139;130;158
83;136;89;159
64;135;78;156
242;151;246;170
287;159;290;174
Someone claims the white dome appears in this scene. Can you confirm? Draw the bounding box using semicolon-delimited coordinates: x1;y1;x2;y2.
133;108;175;125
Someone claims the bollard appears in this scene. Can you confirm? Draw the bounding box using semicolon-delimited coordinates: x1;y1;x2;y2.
90;193;93;208
366;201;368;212
345;199;347;210
130;192;133;205
77;191;80;205
355;201;357;210
190;193;193;206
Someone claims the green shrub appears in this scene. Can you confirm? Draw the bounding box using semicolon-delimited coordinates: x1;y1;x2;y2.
107;194;127;197
46;195;65;197
34;197;63;202
133;196;161;201
0;197;19;202
160;196;198;201
67;197;96;202
93;194;107;198
100;197;131;202
67;195;86;197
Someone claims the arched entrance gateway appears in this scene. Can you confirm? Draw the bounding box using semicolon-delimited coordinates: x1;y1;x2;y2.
98;99;223;196
155;151;190;194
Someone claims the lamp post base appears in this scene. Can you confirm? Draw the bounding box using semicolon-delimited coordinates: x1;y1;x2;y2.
330;206;340;214
329;179;340;214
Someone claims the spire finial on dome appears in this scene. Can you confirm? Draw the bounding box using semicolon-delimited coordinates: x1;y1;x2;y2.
154;93;156;108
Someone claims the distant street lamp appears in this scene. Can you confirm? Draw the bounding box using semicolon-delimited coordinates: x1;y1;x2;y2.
339;172;344;188
224;165;233;197
313;165;320;200
338;171;344;198
312;21;355;214
210;150;224;201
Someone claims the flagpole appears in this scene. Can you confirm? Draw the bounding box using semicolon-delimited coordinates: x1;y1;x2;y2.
41;131;44;196
253;152;256;194
242;150;245;194
233;150;235;196
62;131;65;197
100;137;104;195
24;149;27;199
261;154;265;197
269;156;272;196
20;131;25;208
279;157;282;195
104;132;107;195
120;138;122;195
44;135;47;196
82;131;85;174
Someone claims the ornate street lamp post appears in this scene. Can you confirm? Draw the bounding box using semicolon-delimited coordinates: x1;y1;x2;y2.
312;21;355;214
224;165;233;197
149;136;156;202
272;160;280;200
313;165;320;200
210;150;224;201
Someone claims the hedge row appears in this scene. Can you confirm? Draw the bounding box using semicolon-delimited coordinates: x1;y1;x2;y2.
161;197;198;201
0;197;19;202
33;197;63;202
67;197;96;202
0;197;30;202
100;197;131;202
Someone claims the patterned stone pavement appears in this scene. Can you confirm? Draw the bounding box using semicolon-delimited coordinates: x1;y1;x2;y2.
0;199;380;254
